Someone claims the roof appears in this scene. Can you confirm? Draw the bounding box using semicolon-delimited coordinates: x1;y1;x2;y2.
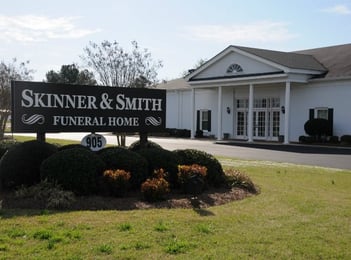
156;78;190;90
294;43;351;78
234;45;327;72
159;43;351;90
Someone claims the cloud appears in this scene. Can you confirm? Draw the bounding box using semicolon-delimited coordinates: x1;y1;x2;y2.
321;4;351;15
183;21;298;44
0;15;101;43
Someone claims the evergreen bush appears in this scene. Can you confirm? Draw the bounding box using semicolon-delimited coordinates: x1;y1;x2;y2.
0;140;58;189
128;140;162;151
40;148;105;195
136;148;180;187
98;147;148;189
0;139;18;159
304;118;329;141
57;144;90;151
178;164;207;194
340;135;351;144
173;149;225;187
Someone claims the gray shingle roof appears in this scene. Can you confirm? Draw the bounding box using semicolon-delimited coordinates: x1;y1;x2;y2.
295;43;351;78
234;45;327;72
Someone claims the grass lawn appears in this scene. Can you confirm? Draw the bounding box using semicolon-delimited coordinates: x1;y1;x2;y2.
0;156;350;259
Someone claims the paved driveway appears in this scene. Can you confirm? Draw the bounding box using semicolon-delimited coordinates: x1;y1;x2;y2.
36;133;351;170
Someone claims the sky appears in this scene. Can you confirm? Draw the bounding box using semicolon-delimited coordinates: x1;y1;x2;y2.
1;0;351;82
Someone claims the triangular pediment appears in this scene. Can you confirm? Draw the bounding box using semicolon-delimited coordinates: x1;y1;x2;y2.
186;46;327;82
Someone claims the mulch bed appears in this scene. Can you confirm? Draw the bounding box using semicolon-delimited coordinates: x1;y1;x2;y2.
1;187;253;211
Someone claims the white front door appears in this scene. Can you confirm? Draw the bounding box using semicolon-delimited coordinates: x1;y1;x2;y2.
235;97;280;141
253;110;267;139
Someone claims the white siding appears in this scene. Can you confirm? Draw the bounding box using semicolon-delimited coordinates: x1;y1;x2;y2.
166;90;191;129
290;80;351;142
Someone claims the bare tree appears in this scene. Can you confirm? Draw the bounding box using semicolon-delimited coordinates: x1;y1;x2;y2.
81;40;162;88
0;59;34;139
81;40;163;146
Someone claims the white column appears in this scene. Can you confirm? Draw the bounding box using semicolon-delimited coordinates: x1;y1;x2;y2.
190;88;195;139
248;84;254;142
217;86;223;140
284;81;291;144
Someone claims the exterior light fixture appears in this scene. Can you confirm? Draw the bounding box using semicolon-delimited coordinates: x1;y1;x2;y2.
226;107;231;114
281;106;285;114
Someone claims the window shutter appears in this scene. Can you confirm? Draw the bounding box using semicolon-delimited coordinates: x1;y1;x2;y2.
309;109;314;120
196;110;200;131
208;110;211;131
328;108;334;136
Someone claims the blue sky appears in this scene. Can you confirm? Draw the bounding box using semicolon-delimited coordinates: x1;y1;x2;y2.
1;0;351;82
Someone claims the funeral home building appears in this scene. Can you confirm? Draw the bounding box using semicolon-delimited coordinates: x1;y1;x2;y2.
158;43;351;143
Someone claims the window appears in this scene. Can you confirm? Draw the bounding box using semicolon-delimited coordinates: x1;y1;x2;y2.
201;110;210;131
309;107;334;136
226;63;243;74
196;110;211;132
315;108;328;120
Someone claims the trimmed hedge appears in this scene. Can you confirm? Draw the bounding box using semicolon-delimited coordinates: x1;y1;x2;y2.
98;147;148;189
136;148;180;186
304;118;329;139
0;140;58;189
129;140;163;151
40;148;105;195
58;144;90;151
0;139;18;159
173;149;225;187
340;135;351;144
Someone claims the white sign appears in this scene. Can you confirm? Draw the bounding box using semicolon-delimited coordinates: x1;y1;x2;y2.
81;133;106;151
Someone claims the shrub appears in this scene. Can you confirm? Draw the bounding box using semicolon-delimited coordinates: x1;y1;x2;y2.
0;140;58;190
340;135;351;145
98;147;148;189
101;169;131;197
177;164;207;195
167;128;191;138
225;169;259;194
137;148;180;186
141;169;170;201
129;140;162;151
328;136;339;144
0;139;18;159
299;135;314;144
14;179;75;209
304;118;329;140
195;130;203;138
173;149;225;187
40;148;105;195
57;144;90;151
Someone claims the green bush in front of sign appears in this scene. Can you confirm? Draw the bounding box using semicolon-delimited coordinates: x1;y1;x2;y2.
0;140;58;189
0;140;19;159
98;147;148;189
136;148;180;187
128;140;163;151
40;148;105;195
173;149;226;187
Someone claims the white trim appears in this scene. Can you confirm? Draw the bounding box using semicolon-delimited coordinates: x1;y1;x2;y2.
185;46;325;81
217;86;223;140
248;84;254;142
188;73;289;88
284;82;291;144
190;88;195;139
